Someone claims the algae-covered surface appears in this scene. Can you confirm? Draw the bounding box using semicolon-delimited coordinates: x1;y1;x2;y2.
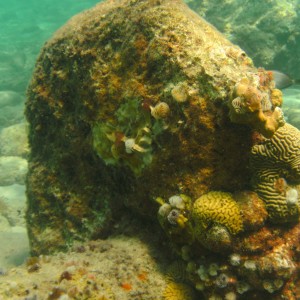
25;0;285;254
23;0;300;298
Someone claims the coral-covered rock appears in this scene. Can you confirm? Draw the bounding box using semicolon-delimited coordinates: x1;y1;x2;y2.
229;77;285;138
26;0;276;254
25;0;300;298
155;180;299;298
167;214;300;299
234;191;268;231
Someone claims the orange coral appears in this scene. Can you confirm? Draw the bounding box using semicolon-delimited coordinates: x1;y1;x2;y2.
137;271;148;281
258;68;273;89
271;88;283;107
230;78;285;138
234;78;262;113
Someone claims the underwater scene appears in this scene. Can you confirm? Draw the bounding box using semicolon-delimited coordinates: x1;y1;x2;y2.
0;0;300;299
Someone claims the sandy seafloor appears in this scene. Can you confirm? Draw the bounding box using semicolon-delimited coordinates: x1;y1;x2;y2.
0;215;177;300
0;0;300;298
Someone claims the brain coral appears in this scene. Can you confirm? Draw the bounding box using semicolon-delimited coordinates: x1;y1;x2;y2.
166;260;188;283
163;282;196;300
192;191;243;236
250;123;300;222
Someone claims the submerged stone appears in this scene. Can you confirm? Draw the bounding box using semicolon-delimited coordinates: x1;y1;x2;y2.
25;0;290;251
24;2;300;299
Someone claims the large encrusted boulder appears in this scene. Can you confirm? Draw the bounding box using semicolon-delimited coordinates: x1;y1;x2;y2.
26;0;286;254
25;0;300;298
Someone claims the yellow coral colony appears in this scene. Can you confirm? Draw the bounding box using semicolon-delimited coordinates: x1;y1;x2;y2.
163;282;196;300
192;191;243;236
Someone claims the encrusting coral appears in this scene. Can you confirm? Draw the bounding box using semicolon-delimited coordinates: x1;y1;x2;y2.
26;0;287;256
156;191;267;253
229;76;286;138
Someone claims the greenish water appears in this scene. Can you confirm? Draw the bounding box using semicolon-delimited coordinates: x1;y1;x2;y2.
0;0;101;93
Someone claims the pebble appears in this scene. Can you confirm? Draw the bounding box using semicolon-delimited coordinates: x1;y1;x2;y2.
0;123;29;157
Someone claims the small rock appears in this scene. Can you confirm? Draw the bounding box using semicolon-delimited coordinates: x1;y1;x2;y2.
0;156;28;186
0;123;29;157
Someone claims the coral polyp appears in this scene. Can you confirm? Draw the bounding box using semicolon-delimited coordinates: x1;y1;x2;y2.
171;83;189;103
167;209;186;227
168;195;186;210
286;188;298;206
93;121;153;174
124;136;150;154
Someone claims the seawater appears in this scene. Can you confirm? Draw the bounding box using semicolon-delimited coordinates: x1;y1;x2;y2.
0;0;101;93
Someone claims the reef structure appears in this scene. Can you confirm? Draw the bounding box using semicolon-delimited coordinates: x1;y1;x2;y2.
156;190;300;299
25;0;300;298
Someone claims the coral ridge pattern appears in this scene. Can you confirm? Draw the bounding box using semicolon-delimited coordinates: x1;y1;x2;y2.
251;123;300;222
